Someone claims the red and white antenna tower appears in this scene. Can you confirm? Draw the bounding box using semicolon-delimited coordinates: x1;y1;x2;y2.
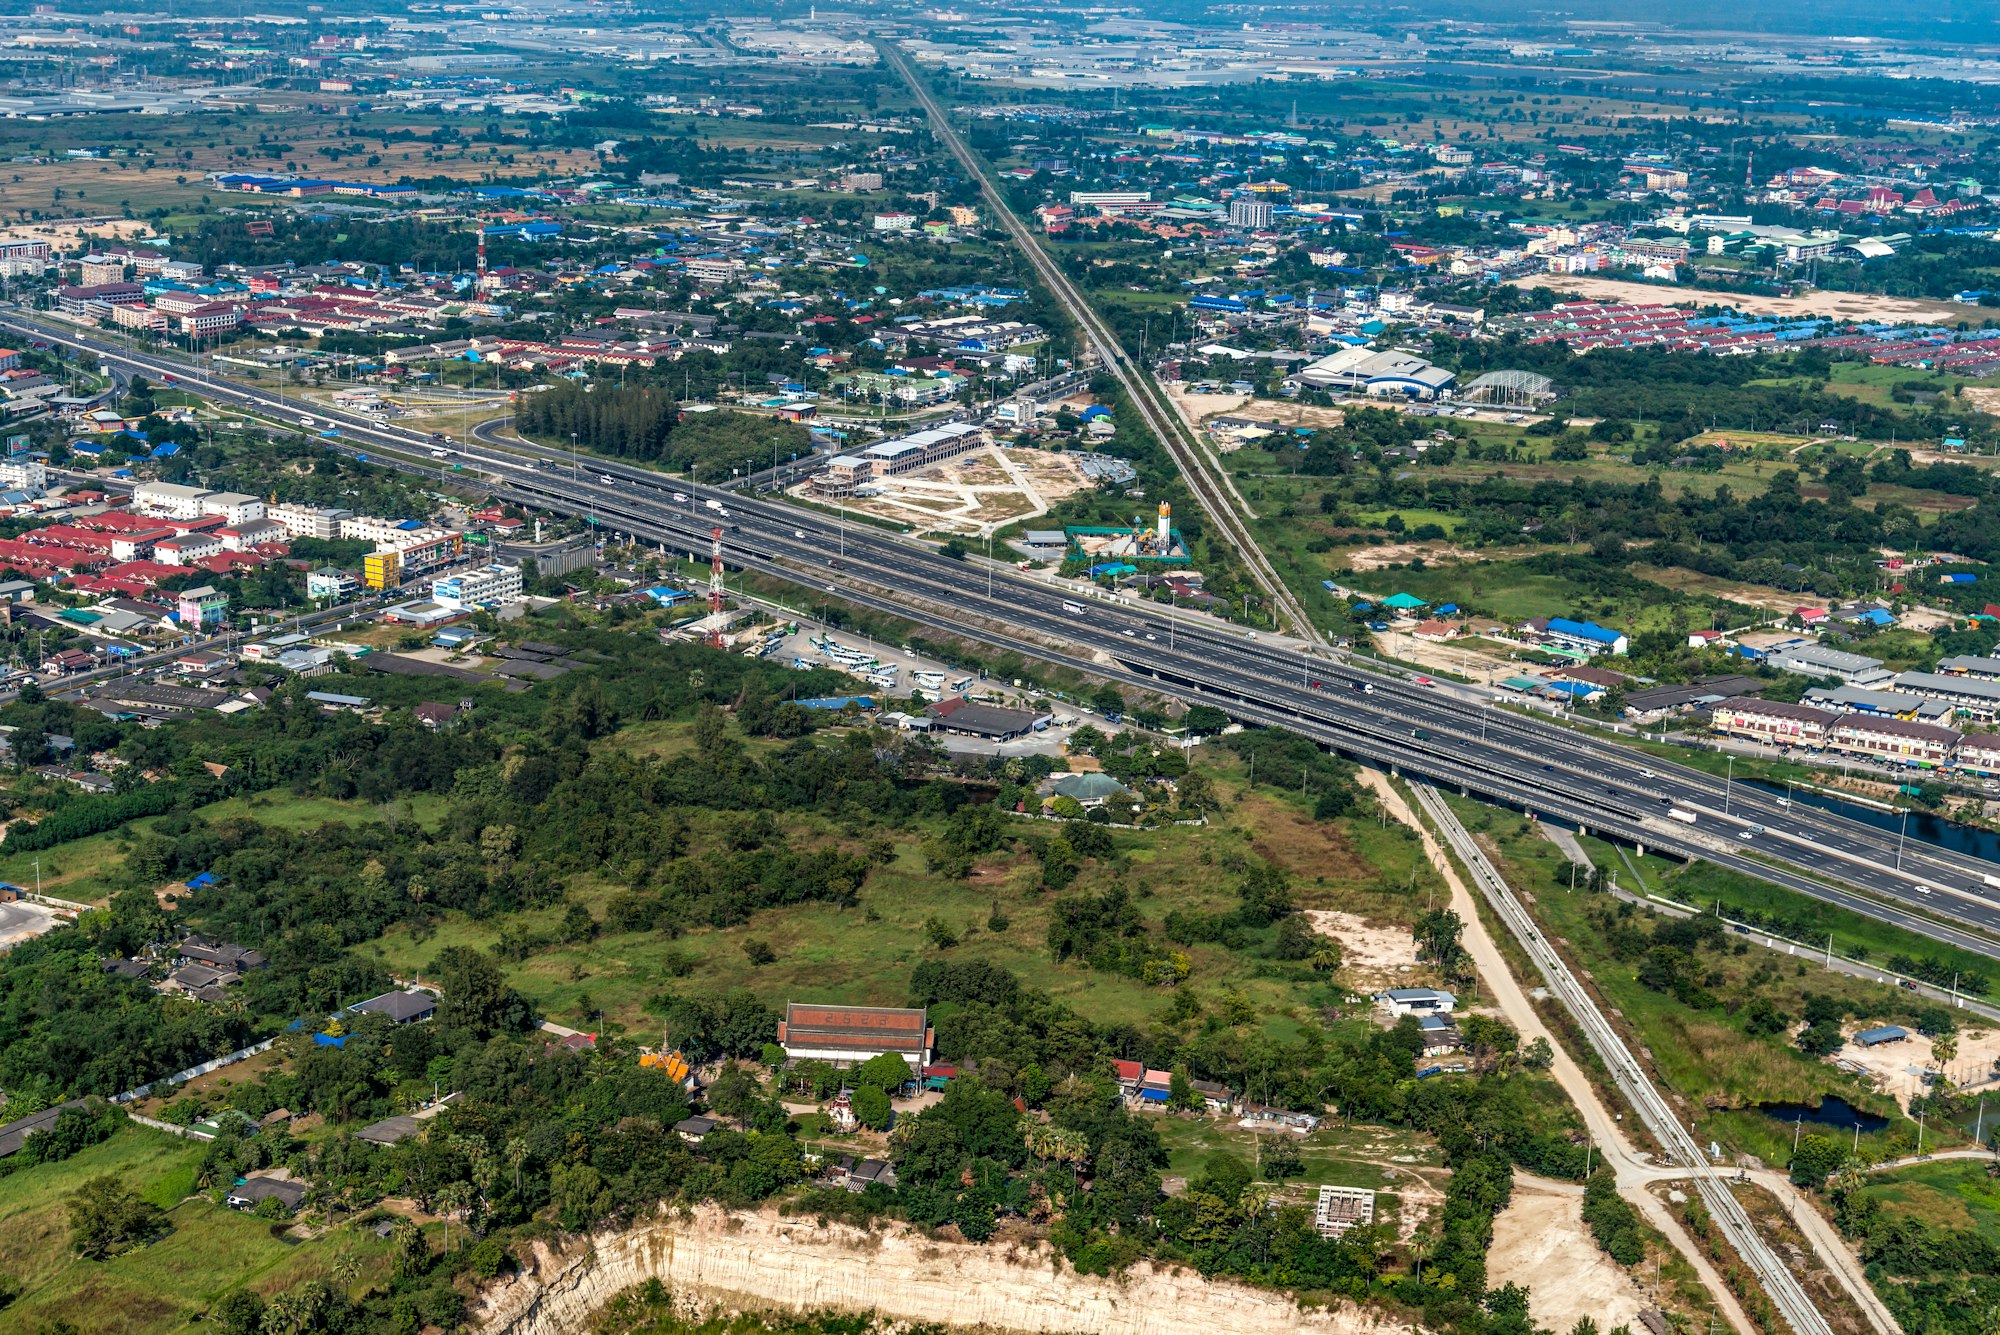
476;232;487;287
707;525;725;649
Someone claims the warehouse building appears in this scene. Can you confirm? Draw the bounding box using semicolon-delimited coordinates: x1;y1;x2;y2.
1768;643;1891;686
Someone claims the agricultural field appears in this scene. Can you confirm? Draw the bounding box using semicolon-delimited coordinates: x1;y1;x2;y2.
0;1126;397;1335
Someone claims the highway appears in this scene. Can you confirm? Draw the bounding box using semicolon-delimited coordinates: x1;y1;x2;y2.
10;309;2000;970
1410;783;1838;1335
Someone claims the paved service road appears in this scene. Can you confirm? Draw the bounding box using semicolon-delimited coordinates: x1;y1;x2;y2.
0;900;65;950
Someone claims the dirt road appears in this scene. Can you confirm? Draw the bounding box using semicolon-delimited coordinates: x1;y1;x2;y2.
1357;768;1758;1335
1363;769;1901;1335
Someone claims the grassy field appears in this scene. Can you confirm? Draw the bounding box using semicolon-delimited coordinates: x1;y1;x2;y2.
0;791;446;905
363;734;1444;1043
1150;1113;1439;1193
1853;1158;2000;1235
1440;794;1958;1167
0;1125;395;1335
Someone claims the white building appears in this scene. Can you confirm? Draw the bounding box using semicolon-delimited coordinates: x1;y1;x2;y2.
202;492;264;526
1376;988;1456;1017
0;460;47;491
1229;198;1275;229
153;533;225;566
267;504;352;542
430;562;522;610
132;480;217;520
1315;1186;1376;1238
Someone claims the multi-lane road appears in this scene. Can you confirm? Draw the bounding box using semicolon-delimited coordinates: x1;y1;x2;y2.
9;308;2000;966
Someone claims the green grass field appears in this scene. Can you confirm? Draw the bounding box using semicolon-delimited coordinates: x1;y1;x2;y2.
0;1126;395;1334
1150;1114;1439;1192
1854;1158;2000;1235
0;792;445;906
364;741;1444;1043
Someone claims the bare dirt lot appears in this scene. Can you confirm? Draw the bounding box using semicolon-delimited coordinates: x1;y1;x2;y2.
1510;275;1975;326
1488;1179;1651;1335
1835;1022;2000;1110
1300;909;1419;989
795;445;1089;536
1344;540;1481;573
1165;385;1349;433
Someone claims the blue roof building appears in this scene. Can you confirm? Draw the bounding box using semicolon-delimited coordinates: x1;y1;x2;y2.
1543;617;1629;657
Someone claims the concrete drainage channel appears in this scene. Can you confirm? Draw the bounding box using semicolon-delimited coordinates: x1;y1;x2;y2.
1407;783;1845;1335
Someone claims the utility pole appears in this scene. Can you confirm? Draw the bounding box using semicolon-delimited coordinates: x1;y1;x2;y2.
706;526;724;650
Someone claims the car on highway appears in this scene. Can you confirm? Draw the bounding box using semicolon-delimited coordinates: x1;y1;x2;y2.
1414;675;1435;686
1121;628;1136;637
1915;884;1933;896
1640;769;1656;779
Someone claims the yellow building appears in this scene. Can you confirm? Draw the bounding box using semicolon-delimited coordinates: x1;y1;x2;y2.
363;549;401;590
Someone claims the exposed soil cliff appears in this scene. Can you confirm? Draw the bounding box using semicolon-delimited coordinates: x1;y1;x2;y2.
475;1205;1415;1335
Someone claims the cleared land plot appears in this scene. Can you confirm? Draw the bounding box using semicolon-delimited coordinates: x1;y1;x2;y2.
1508;274;1978;326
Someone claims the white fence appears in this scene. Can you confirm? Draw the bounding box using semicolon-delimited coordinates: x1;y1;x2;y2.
113;1038;276;1104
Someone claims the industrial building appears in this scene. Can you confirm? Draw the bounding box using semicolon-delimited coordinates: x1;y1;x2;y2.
1767;643;1890;685
1291;346;1456;401
810;421;987;498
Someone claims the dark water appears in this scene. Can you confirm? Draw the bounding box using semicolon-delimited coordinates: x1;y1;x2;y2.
1740;778;2000;865
1757;1096;1889;1134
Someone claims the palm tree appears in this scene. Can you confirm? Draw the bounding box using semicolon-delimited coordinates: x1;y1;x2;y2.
331;1251;361;1295
1308;941;1342;975
506;1137;530;1194
1408;1232;1438;1287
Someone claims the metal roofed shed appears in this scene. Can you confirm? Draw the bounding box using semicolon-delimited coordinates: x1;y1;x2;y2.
1855;1025;1907;1047
1460;369;1557;406
923;696;1047;740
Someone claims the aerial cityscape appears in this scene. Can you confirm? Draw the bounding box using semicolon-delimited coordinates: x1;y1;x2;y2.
0;1;1999;1333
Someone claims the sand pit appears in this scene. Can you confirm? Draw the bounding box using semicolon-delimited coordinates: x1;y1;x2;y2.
1301;909;1419;988
1509;275;1975;326
1488;1181;1650;1334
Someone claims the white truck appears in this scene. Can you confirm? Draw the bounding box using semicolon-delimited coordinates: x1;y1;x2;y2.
1668;808;1697;825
